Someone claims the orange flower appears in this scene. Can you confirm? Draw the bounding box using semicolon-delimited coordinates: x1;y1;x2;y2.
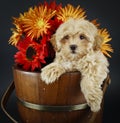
21;5;56;39
9;27;23;46
57;4;86;22
91;19;100;27
9;13;27;45
99;29;113;57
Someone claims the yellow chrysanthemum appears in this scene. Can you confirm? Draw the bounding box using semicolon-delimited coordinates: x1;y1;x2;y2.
21;5;56;39
57;4;86;22
9;13;27;45
9;25;23;46
99;29;113;57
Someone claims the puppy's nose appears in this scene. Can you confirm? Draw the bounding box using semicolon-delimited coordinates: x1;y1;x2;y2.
70;45;77;51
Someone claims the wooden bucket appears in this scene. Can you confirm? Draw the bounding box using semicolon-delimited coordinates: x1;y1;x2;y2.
13;66;106;123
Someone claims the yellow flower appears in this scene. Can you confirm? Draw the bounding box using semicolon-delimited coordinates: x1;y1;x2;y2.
9;25;23;46
57;4;86;22
9;13;27;45
99;29;113;57
21;5;56;39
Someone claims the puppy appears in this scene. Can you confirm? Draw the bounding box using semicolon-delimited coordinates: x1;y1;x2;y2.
41;18;109;112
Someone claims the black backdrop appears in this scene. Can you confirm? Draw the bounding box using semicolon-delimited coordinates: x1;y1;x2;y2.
0;0;119;122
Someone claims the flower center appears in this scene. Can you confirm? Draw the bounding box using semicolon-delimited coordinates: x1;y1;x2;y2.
26;46;36;61
36;19;45;28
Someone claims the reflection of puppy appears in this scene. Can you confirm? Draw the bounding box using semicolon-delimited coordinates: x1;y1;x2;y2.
41;18;109;112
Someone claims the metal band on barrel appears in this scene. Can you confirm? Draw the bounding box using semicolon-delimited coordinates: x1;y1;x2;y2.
17;97;88;111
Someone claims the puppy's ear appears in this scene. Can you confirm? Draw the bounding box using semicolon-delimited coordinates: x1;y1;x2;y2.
50;34;59;52
93;35;103;51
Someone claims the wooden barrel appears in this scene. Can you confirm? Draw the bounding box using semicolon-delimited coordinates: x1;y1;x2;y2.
13;67;104;123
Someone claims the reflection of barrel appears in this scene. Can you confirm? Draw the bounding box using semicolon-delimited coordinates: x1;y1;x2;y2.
13;67;104;123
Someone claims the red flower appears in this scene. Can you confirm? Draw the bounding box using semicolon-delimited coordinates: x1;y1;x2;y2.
14;37;49;71
42;1;62;11
48;17;63;35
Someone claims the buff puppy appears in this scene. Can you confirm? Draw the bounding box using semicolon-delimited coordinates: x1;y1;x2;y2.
41;18;109;112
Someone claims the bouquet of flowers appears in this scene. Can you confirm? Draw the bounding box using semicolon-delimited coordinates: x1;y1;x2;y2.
9;1;113;71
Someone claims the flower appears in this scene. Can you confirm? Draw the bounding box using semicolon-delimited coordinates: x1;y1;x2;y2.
91;19;100;27
44;1;62;11
57;4;86;22
9;16;25;46
99;29;113;57
14;37;46;71
9;27;23;46
21;5;56;39
9;13;27;46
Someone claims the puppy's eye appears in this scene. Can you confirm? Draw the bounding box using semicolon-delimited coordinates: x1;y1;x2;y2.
79;35;86;40
63;35;69;40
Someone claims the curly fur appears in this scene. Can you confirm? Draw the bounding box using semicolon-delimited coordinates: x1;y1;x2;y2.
41;18;109;112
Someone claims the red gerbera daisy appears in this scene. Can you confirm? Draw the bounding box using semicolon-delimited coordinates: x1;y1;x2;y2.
43;1;62;11
15;37;48;71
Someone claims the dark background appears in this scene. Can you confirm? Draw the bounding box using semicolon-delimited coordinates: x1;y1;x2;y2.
0;0;119;122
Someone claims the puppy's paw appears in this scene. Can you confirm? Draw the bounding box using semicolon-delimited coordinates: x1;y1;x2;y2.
41;63;65;84
86;89;103;112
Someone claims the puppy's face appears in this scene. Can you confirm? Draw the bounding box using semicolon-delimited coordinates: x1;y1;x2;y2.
59;32;90;60
51;18;102;60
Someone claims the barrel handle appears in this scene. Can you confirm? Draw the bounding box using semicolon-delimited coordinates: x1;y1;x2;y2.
1;81;18;123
